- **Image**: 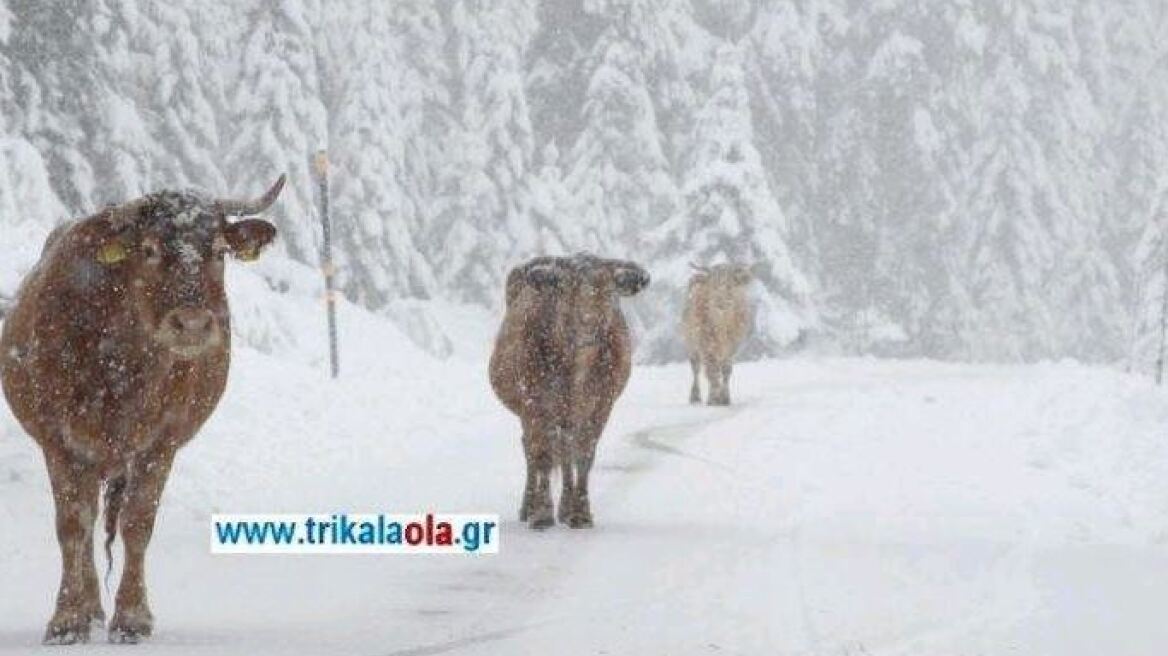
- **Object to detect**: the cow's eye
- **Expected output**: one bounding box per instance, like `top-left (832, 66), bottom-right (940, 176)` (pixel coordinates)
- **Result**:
top-left (141, 238), bottom-right (163, 265)
top-left (96, 240), bottom-right (128, 265)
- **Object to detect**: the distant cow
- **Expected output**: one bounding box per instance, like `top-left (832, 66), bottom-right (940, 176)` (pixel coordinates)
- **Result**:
top-left (489, 254), bottom-right (649, 529)
top-left (0, 176), bottom-right (284, 644)
top-left (682, 263), bottom-right (753, 405)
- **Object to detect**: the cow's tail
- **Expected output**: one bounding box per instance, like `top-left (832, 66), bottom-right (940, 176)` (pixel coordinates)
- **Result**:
top-left (103, 471), bottom-right (128, 589)
top-left (551, 425), bottom-right (568, 469)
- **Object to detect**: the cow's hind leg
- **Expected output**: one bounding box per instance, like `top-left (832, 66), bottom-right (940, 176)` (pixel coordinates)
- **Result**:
top-left (519, 430), bottom-right (535, 522)
top-left (564, 429), bottom-right (600, 529)
top-left (688, 355), bottom-right (702, 404)
top-left (562, 413), bottom-right (610, 529)
top-left (557, 429), bottom-right (577, 525)
top-left (721, 362), bottom-right (734, 405)
top-left (705, 354), bottom-right (729, 406)
top-left (524, 428), bottom-right (555, 530)
top-left (42, 446), bottom-right (102, 645)
top-left (109, 447), bottom-right (175, 643)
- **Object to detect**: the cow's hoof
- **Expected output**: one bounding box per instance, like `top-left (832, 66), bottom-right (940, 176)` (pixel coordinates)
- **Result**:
top-left (43, 615), bottom-right (90, 645)
top-left (707, 397), bottom-right (730, 407)
top-left (519, 488), bottom-right (533, 522)
top-left (556, 496), bottom-right (575, 524)
top-left (566, 514), bottom-right (593, 529)
top-left (108, 624), bottom-right (151, 644)
top-left (109, 608), bottom-right (153, 644)
top-left (562, 496), bottom-right (592, 528)
top-left (527, 502), bottom-right (554, 529)
top-left (689, 393), bottom-right (702, 404)
top-left (43, 626), bottom-right (90, 645)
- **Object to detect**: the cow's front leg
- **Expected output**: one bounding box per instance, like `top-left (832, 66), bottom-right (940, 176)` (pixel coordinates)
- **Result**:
top-left (555, 426), bottom-right (580, 524)
top-left (109, 447), bottom-right (175, 643)
top-left (80, 531), bottom-right (105, 629)
top-left (42, 447), bottom-right (102, 644)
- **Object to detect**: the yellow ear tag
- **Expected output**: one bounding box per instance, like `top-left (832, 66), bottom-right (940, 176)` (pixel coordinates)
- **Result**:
top-left (96, 241), bottom-right (128, 265)
top-left (235, 247), bottom-right (259, 262)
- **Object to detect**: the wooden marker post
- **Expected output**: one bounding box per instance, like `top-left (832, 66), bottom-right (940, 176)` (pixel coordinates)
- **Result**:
top-left (314, 150), bottom-right (340, 379)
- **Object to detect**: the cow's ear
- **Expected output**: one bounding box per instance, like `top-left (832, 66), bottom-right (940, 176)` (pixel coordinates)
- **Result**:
top-left (223, 219), bottom-right (277, 262)
top-left (524, 262), bottom-right (561, 289)
top-left (733, 267), bottom-right (754, 286)
top-left (614, 263), bottom-right (650, 296)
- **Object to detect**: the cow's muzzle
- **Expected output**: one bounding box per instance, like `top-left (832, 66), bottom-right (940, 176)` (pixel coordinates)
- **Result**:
top-left (156, 307), bottom-right (222, 359)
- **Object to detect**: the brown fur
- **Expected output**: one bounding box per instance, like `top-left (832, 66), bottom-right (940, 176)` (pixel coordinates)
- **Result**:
top-left (682, 263), bottom-right (753, 405)
top-left (489, 254), bottom-right (649, 529)
top-left (0, 176), bottom-right (283, 644)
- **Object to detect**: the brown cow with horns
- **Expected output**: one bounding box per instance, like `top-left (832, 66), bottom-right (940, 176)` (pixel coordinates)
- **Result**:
top-left (0, 175), bottom-right (285, 644)
top-left (490, 254), bottom-right (650, 529)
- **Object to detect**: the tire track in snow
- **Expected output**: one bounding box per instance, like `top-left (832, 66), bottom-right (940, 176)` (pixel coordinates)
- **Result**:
top-left (625, 399), bottom-right (826, 653)
top-left (375, 401), bottom-right (758, 656)
top-left (380, 621), bottom-right (552, 656)
top-left (627, 413), bottom-right (741, 472)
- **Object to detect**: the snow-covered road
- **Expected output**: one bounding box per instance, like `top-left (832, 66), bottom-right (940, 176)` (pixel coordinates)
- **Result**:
top-left (3, 342), bottom-right (1168, 655)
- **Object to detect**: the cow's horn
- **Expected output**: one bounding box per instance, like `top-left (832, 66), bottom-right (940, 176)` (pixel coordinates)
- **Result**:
top-left (214, 174), bottom-right (286, 217)
top-left (689, 262), bottom-right (710, 273)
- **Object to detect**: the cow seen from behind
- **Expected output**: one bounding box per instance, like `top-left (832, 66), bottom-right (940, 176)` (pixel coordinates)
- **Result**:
top-left (489, 254), bottom-right (650, 529)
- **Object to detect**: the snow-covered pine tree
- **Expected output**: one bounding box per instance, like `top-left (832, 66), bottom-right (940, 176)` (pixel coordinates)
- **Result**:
top-left (1122, 87), bottom-right (1168, 373)
top-left (647, 43), bottom-right (811, 361)
top-left (1131, 188), bottom-right (1168, 371)
top-left (81, 0), bottom-right (168, 200)
top-left (5, 1), bottom-right (116, 210)
top-left (745, 0), bottom-right (834, 275)
top-left (526, 0), bottom-right (602, 155)
top-left (3, 0), bottom-right (235, 211)
top-left (821, 0), bottom-right (959, 356)
top-left (936, 0), bottom-right (1121, 361)
top-left (0, 0), bottom-right (15, 135)
top-left (1107, 0), bottom-right (1168, 371)
top-left (527, 142), bottom-right (576, 258)
top-left (564, 28), bottom-right (678, 256)
top-left (131, 1), bottom-right (236, 193)
top-left (226, 0), bottom-right (327, 265)
top-left (430, 0), bottom-right (541, 306)
top-left (318, 2), bottom-right (445, 307)
top-left (0, 0), bottom-right (66, 293)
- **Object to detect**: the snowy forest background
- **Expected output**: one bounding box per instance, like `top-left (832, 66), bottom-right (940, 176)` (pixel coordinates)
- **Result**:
top-left (0, 0), bottom-right (1166, 366)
